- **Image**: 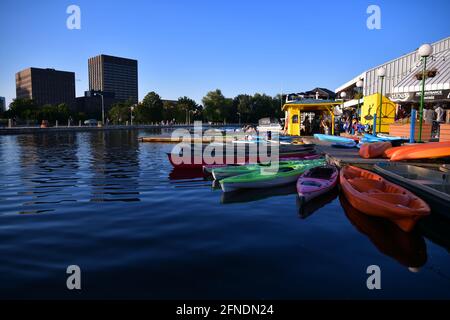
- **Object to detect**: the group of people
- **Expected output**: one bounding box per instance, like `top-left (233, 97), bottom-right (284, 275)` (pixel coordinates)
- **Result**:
top-left (302, 113), bottom-right (331, 136)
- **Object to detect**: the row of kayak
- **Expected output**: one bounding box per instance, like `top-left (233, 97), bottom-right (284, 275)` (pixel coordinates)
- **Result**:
top-left (205, 158), bottom-right (432, 232)
top-left (359, 141), bottom-right (450, 160)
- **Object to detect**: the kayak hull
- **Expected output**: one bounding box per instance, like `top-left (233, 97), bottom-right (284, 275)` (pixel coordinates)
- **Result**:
top-left (297, 165), bottom-right (339, 203)
top-left (359, 142), bottom-right (392, 159)
top-left (340, 166), bottom-right (430, 232)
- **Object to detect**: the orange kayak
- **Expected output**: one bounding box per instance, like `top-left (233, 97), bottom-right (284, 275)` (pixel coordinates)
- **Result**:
top-left (340, 166), bottom-right (430, 232)
top-left (359, 142), bottom-right (392, 159)
top-left (390, 142), bottom-right (450, 161)
top-left (384, 142), bottom-right (450, 159)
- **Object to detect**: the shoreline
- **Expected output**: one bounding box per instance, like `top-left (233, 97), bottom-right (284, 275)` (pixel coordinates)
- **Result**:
top-left (0, 123), bottom-right (242, 136)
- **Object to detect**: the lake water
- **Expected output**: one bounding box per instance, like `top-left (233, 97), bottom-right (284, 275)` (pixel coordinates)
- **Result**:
top-left (0, 130), bottom-right (449, 299)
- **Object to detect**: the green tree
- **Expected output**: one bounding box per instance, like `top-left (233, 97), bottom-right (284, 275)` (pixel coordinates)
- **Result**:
top-left (108, 101), bottom-right (133, 124)
top-left (202, 89), bottom-right (232, 123)
top-left (233, 94), bottom-right (253, 123)
top-left (135, 92), bottom-right (163, 123)
top-left (6, 98), bottom-right (37, 119)
top-left (177, 96), bottom-right (200, 123)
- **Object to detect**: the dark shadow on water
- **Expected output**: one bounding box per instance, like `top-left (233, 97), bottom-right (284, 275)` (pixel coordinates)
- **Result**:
top-left (339, 194), bottom-right (428, 269)
top-left (418, 213), bottom-right (450, 253)
top-left (297, 187), bottom-right (339, 219)
top-left (169, 168), bottom-right (205, 181)
top-left (220, 184), bottom-right (297, 204)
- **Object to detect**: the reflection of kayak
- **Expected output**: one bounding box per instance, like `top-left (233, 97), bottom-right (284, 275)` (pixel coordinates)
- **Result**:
top-left (340, 194), bottom-right (427, 269)
top-left (169, 168), bottom-right (204, 180)
top-left (359, 142), bottom-right (392, 159)
top-left (297, 165), bottom-right (338, 203)
top-left (297, 187), bottom-right (339, 219)
top-left (221, 184), bottom-right (297, 204)
top-left (220, 162), bottom-right (324, 192)
top-left (340, 166), bottom-right (430, 232)
top-left (390, 142), bottom-right (450, 161)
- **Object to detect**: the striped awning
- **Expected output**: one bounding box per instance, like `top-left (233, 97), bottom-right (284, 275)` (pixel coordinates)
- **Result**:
top-left (392, 49), bottom-right (450, 94)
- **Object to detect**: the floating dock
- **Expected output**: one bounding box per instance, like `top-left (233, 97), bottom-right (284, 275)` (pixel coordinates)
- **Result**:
top-left (304, 138), bottom-right (445, 170)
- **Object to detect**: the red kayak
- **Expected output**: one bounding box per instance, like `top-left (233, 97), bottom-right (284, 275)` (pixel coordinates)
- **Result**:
top-left (167, 151), bottom-right (319, 169)
top-left (340, 166), bottom-right (430, 232)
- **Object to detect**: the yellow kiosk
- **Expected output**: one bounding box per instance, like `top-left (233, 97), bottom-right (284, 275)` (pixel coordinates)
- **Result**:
top-left (282, 99), bottom-right (342, 136)
top-left (360, 93), bottom-right (396, 133)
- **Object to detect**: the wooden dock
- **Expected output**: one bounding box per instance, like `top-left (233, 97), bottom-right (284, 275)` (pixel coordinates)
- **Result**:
top-left (305, 138), bottom-right (445, 170)
top-left (139, 136), bottom-right (236, 143)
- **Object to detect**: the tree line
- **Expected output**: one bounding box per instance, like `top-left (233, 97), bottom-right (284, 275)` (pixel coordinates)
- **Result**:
top-left (1, 89), bottom-right (284, 125)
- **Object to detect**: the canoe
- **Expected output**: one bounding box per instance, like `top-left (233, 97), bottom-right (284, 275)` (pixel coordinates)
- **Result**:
top-left (220, 162), bottom-right (324, 193)
top-left (340, 165), bottom-right (430, 232)
top-left (340, 194), bottom-right (427, 269)
top-left (390, 142), bottom-right (450, 161)
top-left (331, 141), bottom-right (357, 148)
top-left (214, 159), bottom-right (325, 181)
top-left (314, 134), bottom-right (354, 144)
top-left (212, 159), bottom-right (324, 181)
top-left (359, 142), bottom-right (392, 159)
top-left (297, 165), bottom-right (338, 203)
top-left (374, 163), bottom-right (450, 217)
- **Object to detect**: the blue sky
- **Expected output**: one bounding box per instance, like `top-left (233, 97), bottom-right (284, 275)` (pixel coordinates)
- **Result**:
top-left (0, 0), bottom-right (449, 106)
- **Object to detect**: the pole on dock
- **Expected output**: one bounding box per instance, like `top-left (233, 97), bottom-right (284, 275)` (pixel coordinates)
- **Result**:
top-left (410, 109), bottom-right (417, 143)
top-left (372, 114), bottom-right (377, 136)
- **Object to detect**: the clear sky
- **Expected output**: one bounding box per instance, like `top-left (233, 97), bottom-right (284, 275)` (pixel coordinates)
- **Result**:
top-left (0, 0), bottom-right (449, 106)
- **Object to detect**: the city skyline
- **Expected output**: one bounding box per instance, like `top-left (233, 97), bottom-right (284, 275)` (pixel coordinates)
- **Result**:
top-left (1, 0), bottom-right (450, 108)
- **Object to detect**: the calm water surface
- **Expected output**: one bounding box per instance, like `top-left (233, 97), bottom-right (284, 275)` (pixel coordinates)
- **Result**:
top-left (0, 130), bottom-right (449, 299)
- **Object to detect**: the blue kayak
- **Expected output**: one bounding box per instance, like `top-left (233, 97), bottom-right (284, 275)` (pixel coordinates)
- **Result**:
top-left (314, 134), bottom-right (355, 144)
top-left (363, 134), bottom-right (403, 142)
top-left (332, 141), bottom-right (357, 148)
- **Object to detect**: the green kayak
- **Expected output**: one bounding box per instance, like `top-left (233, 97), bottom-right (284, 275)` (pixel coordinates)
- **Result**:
top-left (212, 159), bottom-right (325, 181)
top-left (219, 161), bottom-right (326, 192)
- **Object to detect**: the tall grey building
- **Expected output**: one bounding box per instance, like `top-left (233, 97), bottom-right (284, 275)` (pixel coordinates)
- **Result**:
top-left (88, 54), bottom-right (138, 103)
top-left (15, 68), bottom-right (76, 106)
top-left (0, 96), bottom-right (5, 112)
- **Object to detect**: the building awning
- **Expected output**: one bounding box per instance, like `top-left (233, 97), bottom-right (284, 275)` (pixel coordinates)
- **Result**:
top-left (389, 49), bottom-right (450, 102)
top-left (282, 99), bottom-right (342, 112)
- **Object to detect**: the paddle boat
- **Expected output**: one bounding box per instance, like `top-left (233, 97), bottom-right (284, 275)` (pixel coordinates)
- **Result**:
top-left (340, 166), bottom-right (430, 232)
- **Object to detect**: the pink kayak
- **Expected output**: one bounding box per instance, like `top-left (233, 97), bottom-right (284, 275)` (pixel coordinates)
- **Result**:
top-left (296, 165), bottom-right (339, 203)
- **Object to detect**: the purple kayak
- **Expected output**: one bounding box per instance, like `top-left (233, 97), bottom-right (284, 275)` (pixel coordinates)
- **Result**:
top-left (296, 165), bottom-right (339, 204)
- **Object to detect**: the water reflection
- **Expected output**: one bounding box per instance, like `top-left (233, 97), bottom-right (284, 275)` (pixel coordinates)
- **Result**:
top-left (297, 188), bottom-right (339, 219)
top-left (89, 131), bottom-right (141, 202)
top-left (221, 184), bottom-right (297, 204)
top-left (340, 194), bottom-right (427, 269)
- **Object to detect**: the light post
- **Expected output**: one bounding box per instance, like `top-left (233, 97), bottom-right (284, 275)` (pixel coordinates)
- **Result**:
top-left (340, 92), bottom-right (347, 135)
top-left (418, 43), bottom-right (433, 142)
top-left (356, 79), bottom-right (364, 119)
top-left (130, 105), bottom-right (135, 126)
top-left (377, 67), bottom-right (386, 133)
top-left (237, 112), bottom-right (241, 125)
